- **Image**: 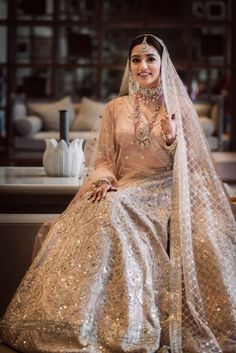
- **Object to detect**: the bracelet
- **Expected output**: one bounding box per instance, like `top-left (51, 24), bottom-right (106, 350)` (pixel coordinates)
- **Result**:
top-left (164, 137), bottom-right (178, 153)
top-left (92, 179), bottom-right (111, 188)
top-left (165, 136), bottom-right (176, 146)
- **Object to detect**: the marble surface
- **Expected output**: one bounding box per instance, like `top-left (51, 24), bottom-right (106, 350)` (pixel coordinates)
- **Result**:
top-left (0, 166), bottom-right (89, 194)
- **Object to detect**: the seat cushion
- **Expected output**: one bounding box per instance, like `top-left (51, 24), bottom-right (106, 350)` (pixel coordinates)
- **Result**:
top-left (14, 116), bottom-right (42, 137)
top-left (28, 96), bottom-right (75, 131)
top-left (70, 97), bottom-right (105, 131)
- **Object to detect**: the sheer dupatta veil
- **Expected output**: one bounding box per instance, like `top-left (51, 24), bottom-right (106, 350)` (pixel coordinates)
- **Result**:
top-left (119, 35), bottom-right (236, 353)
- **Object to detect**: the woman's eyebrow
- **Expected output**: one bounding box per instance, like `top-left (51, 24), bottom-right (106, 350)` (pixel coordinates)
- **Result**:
top-left (131, 53), bottom-right (158, 59)
top-left (146, 53), bottom-right (158, 57)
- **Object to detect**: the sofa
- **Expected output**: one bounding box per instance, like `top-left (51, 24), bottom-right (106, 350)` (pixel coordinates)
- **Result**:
top-left (194, 96), bottom-right (225, 151)
top-left (13, 96), bottom-right (105, 164)
top-left (12, 95), bottom-right (225, 165)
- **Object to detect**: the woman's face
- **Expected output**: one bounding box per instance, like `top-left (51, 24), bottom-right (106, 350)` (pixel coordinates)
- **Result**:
top-left (130, 44), bottom-right (161, 89)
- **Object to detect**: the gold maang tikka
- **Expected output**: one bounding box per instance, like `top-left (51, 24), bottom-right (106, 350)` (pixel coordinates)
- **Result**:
top-left (138, 36), bottom-right (151, 55)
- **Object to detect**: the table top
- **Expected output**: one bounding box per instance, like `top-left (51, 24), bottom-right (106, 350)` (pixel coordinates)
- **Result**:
top-left (0, 166), bottom-right (89, 194)
top-left (0, 159), bottom-right (235, 196)
top-left (212, 151), bottom-right (236, 162)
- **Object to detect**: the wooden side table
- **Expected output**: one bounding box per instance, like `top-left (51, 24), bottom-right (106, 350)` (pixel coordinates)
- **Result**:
top-left (0, 166), bottom-right (88, 213)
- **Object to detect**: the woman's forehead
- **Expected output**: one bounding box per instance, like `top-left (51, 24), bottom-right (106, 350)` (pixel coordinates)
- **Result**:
top-left (131, 44), bottom-right (160, 57)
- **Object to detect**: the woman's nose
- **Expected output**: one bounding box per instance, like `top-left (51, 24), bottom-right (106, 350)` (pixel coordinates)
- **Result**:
top-left (140, 60), bottom-right (148, 69)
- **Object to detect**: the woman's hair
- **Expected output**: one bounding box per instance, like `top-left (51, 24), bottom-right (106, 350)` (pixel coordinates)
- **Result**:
top-left (128, 34), bottom-right (163, 60)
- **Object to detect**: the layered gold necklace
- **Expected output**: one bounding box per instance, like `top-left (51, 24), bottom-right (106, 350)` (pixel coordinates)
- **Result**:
top-left (134, 86), bottom-right (163, 149)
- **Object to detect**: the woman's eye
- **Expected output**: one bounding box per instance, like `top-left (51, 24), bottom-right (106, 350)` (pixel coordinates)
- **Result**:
top-left (132, 58), bottom-right (140, 64)
top-left (147, 57), bottom-right (156, 62)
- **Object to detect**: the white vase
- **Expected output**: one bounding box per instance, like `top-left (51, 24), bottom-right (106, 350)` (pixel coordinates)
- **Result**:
top-left (43, 138), bottom-right (85, 177)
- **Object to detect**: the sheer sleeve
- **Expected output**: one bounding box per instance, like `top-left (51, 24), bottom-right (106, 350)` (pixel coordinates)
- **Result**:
top-left (92, 100), bottom-right (117, 185)
top-left (72, 101), bottom-right (118, 199)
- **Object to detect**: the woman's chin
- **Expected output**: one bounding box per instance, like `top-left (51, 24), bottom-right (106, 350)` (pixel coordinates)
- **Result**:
top-left (139, 83), bottom-right (157, 89)
top-left (138, 78), bottom-right (158, 89)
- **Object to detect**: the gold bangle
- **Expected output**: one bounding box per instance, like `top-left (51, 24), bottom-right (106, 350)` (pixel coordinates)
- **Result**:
top-left (165, 137), bottom-right (176, 146)
top-left (164, 137), bottom-right (178, 152)
top-left (92, 179), bottom-right (111, 188)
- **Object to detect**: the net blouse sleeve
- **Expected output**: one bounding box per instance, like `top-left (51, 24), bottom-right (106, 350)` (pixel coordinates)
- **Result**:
top-left (92, 100), bottom-right (117, 185)
top-left (74, 101), bottom-right (118, 198)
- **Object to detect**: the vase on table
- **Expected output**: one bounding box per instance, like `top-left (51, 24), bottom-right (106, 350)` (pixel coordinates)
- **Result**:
top-left (43, 110), bottom-right (85, 177)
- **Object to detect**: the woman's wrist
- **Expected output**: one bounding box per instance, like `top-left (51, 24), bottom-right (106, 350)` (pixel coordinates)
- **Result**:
top-left (165, 135), bottom-right (176, 146)
top-left (161, 130), bottom-right (176, 145)
top-left (92, 178), bottom-right (111, 188)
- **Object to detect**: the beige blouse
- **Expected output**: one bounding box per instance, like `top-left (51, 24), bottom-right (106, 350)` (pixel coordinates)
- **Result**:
top-left (96, 95), bottom-right (175, 181)
top-left (78, 95), bottom-right (177, 196)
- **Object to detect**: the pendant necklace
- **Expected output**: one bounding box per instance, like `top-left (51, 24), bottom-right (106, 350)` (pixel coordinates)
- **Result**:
top-left (134, 86), bottom-right (163, 150)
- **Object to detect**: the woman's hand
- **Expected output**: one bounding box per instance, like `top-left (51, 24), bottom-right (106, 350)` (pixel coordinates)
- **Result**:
top-left (88, 183), bottom-right (117, 202)
top-left (161, 113), bottom-right (177, 145)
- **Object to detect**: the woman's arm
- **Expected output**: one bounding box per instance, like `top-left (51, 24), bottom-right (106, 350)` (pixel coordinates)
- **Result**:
top-left (160, 112), bottom-right (177, 156)
top-left (70, 100), bottom-right (118, 203)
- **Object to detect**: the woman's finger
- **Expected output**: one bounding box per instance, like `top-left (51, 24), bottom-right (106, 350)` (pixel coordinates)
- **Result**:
top-left (90, 191), bottom-right (97, 202)
top-left (102, 185), bottom-right (109, 199)
top-left (91, 188), bottom-right (100, 202)
top-left (88, 184), bottom-right (117, 202)
top-left (88, 190), bottom-right (95, 200)
top-left (97, 186), bottom-right (105, 201)
top-left (96, 185), bottom-right (109, 202)
top-left (96, 188), bottom-right (104, 202)
top-left (92, 189), bottom-right (101, 202)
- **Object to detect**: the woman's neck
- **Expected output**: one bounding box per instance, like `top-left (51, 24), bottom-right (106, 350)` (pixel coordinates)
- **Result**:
top-left (137, 86), bottom-right (163, 104)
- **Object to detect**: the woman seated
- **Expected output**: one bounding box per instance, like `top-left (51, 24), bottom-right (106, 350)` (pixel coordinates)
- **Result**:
top-left (0, 34), bottom-right (235, 353)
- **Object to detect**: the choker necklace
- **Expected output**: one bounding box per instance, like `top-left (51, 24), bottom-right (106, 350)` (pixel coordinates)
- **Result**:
top-left (137, 86), bottom-right (163, 104)
top-left (134, 92), bottom-right (163, 149)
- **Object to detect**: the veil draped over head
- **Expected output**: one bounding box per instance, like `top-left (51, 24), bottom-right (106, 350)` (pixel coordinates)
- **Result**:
top-left (119, 35), bottom-right (236, 353)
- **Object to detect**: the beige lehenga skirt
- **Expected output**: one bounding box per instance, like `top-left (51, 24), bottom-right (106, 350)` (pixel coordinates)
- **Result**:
top-left (0, 171), bottom-right (173, 353)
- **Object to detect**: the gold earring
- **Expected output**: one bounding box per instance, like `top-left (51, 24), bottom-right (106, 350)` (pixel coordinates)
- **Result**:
top-left (129, 72), bottom-right (139, 94)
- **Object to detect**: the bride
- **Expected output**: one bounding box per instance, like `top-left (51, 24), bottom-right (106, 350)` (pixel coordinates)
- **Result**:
top-left (0, 34), bottom-right (235, 353)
